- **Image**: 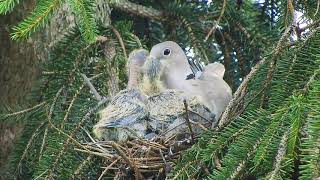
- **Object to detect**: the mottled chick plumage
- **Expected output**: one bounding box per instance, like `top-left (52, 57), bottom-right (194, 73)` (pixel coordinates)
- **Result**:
top-left (93, 89), bottom-right (148, 141)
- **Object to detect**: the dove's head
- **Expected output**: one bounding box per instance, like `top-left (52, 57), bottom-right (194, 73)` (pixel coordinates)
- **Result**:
top-left (141, 41), bottom-right (187, 95)
top-left (149, 41), bottom-right (189, 69)
top-left (145, 41), bottom-right (192, 89)
top-left (128, 49), bottom-right (149, 66)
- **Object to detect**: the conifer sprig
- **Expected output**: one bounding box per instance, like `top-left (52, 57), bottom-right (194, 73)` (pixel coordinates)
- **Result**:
top-left (11, 0), bottom-right (62, 40)
top-left (67, 0), bottom-right (97, 43)
top-left (0, 0), bottom-right (19, 14)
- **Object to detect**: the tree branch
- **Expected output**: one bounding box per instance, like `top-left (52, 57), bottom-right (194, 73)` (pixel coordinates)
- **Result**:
top-left (108, 0), bottom-right (164, 21)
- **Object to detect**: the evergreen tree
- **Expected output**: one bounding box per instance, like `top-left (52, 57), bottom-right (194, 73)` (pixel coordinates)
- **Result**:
top-left (0, 0), bottom-right (319, 179)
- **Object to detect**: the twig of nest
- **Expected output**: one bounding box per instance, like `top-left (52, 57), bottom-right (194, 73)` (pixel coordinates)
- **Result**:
top-left (78, 129), bottom-right (202, 179)
top-left (79, 74), bottom-right (215, 179)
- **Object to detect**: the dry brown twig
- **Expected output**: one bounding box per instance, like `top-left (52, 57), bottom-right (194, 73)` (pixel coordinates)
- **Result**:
top-left (204, 0), bottom-right (227, 41)
top-left (110, 141), bottom-right (144, 179)
top-left (98, 157), bottom-right (121, 180)
top-left (183, 99), bottom-right (195, 143)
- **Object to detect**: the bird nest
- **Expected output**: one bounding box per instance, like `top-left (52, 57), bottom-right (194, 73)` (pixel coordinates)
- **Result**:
top-left (80, 89), bottom-right (214, 179)
top-left (81, 127), bottom-right (206, 179)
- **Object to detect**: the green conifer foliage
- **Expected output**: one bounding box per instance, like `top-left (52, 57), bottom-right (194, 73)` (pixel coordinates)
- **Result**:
top-left (1, 0), bottom-right (319, 179)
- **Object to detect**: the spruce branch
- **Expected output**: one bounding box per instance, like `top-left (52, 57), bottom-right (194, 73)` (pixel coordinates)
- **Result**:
top-left (179, 16), bottom-right (209, 63)
top-left (81, 73), bottom-right (101, 101)
top-left (0, 0), bottom-right (19, 14)
top-left (228, 138), bottom-right (261, 179)
top-left (1, 102), bottom-right (46, 120)
top-left (45, 97), bottom-right (109, 178)
top-left (11, 0), bottom-right (62, 40)
top-left (260, 26), bottom-right (292, 108)
top-left (38, 126), bottom-right (48, 162)
top-left (218, 25), bottom-right (293, 128)
top-left (300, 19), bottom-right (320, 32)
top-left (234, 21), bottom-right (251, 40)
top-left (220, 31), bottom-right (234, 90)
top-left (14, 121), bottom-right (48, 176)
top-left (314, 0), bottom-right (320, 17)
top-left (267, 130), bottom-right (289, 180)
top-left (14, 87), bottom-right (63, 176)
top-left (60, 83), bottom-right (85, 129)
top-left (110, 26), bottom-right (127, 59)
top-left (172, 160), bottom-right (198, 180)
top-left (252, 109), bottom-right (287, 172)
top-left (303, 69), bottom-right (320, 92)
top-left (224, 32), bottom-right (248, 77)
top-left (67, 0), bottom-right (97, 43)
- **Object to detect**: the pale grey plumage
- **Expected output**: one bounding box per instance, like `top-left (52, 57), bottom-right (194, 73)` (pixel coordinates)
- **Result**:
top-left (147, 41), bottom-right (232, 120)
top-left (147, 41), bottom-right (193, 90)
top-left (140, 42), bottom-right (215, 139)
top-left (198, 62), bottom-right (226, 80)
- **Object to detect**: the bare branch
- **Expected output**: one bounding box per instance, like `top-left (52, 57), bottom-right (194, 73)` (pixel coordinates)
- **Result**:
top-left (109, 0), bottom-right (164, 21)
top-left (183, 99), bottom-right (195, 144)
top-left (81, 73), bottom-right (102, 101)
top-left (205, 0), bottom-right (227, 41)
top-left (218, 26), bottom-right (293, 128)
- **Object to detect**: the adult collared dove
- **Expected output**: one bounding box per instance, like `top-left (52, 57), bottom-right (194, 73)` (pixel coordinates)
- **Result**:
top-left (127, 49), bottom-right (149, 89)
top-left (146, 41), bottom-right (232, 120)
top-left (141, 56), bottom-right (213, 139)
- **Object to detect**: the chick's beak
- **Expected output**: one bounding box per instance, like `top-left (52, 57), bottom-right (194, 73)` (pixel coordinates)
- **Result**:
top-left (144, 56), bottom-right (162, 80)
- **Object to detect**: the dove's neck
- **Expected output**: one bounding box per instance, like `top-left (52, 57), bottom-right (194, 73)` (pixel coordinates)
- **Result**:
top-left (164, 62), bottom-right (192, 90)
top-left (128, 62), bottom-right (141, 89)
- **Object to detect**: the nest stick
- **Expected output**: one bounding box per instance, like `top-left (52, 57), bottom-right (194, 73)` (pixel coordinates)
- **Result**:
top-left (183, 99), bottom-right (195, 144)
top-left (189, 120), bottom-right (209, 131)
top-left (98, 157), bottom-right (121, 180)
top-left (137, 139), bottom-right (167, 150)
top-left (82, 128), bottom-right (109, 153)
top-left (188, 109), bottom-right (211, 123)
top-left (74, 148), bottom-right (114, 159)
top-left (81, 73), bottom-right (102, 101)
top-left (159, 149), bottom-right (167, 164)
top-left (110, 141), bottom-right (143, 179)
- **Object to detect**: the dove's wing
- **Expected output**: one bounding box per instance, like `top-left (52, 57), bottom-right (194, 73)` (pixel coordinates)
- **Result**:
top-left (199, 62), bottom-right (226, 80)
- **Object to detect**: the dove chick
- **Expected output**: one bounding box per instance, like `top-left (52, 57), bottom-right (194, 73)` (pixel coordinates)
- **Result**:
top-left (140, 55), bottom-right (166, 96)
top-left (93, 89), bottom-right (149, 141)
top-left (127, 49), bottom-right (149, 89)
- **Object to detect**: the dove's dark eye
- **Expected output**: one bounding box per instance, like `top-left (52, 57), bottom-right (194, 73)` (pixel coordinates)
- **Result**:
top-left (163, 48), bottom-right (171, 56)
